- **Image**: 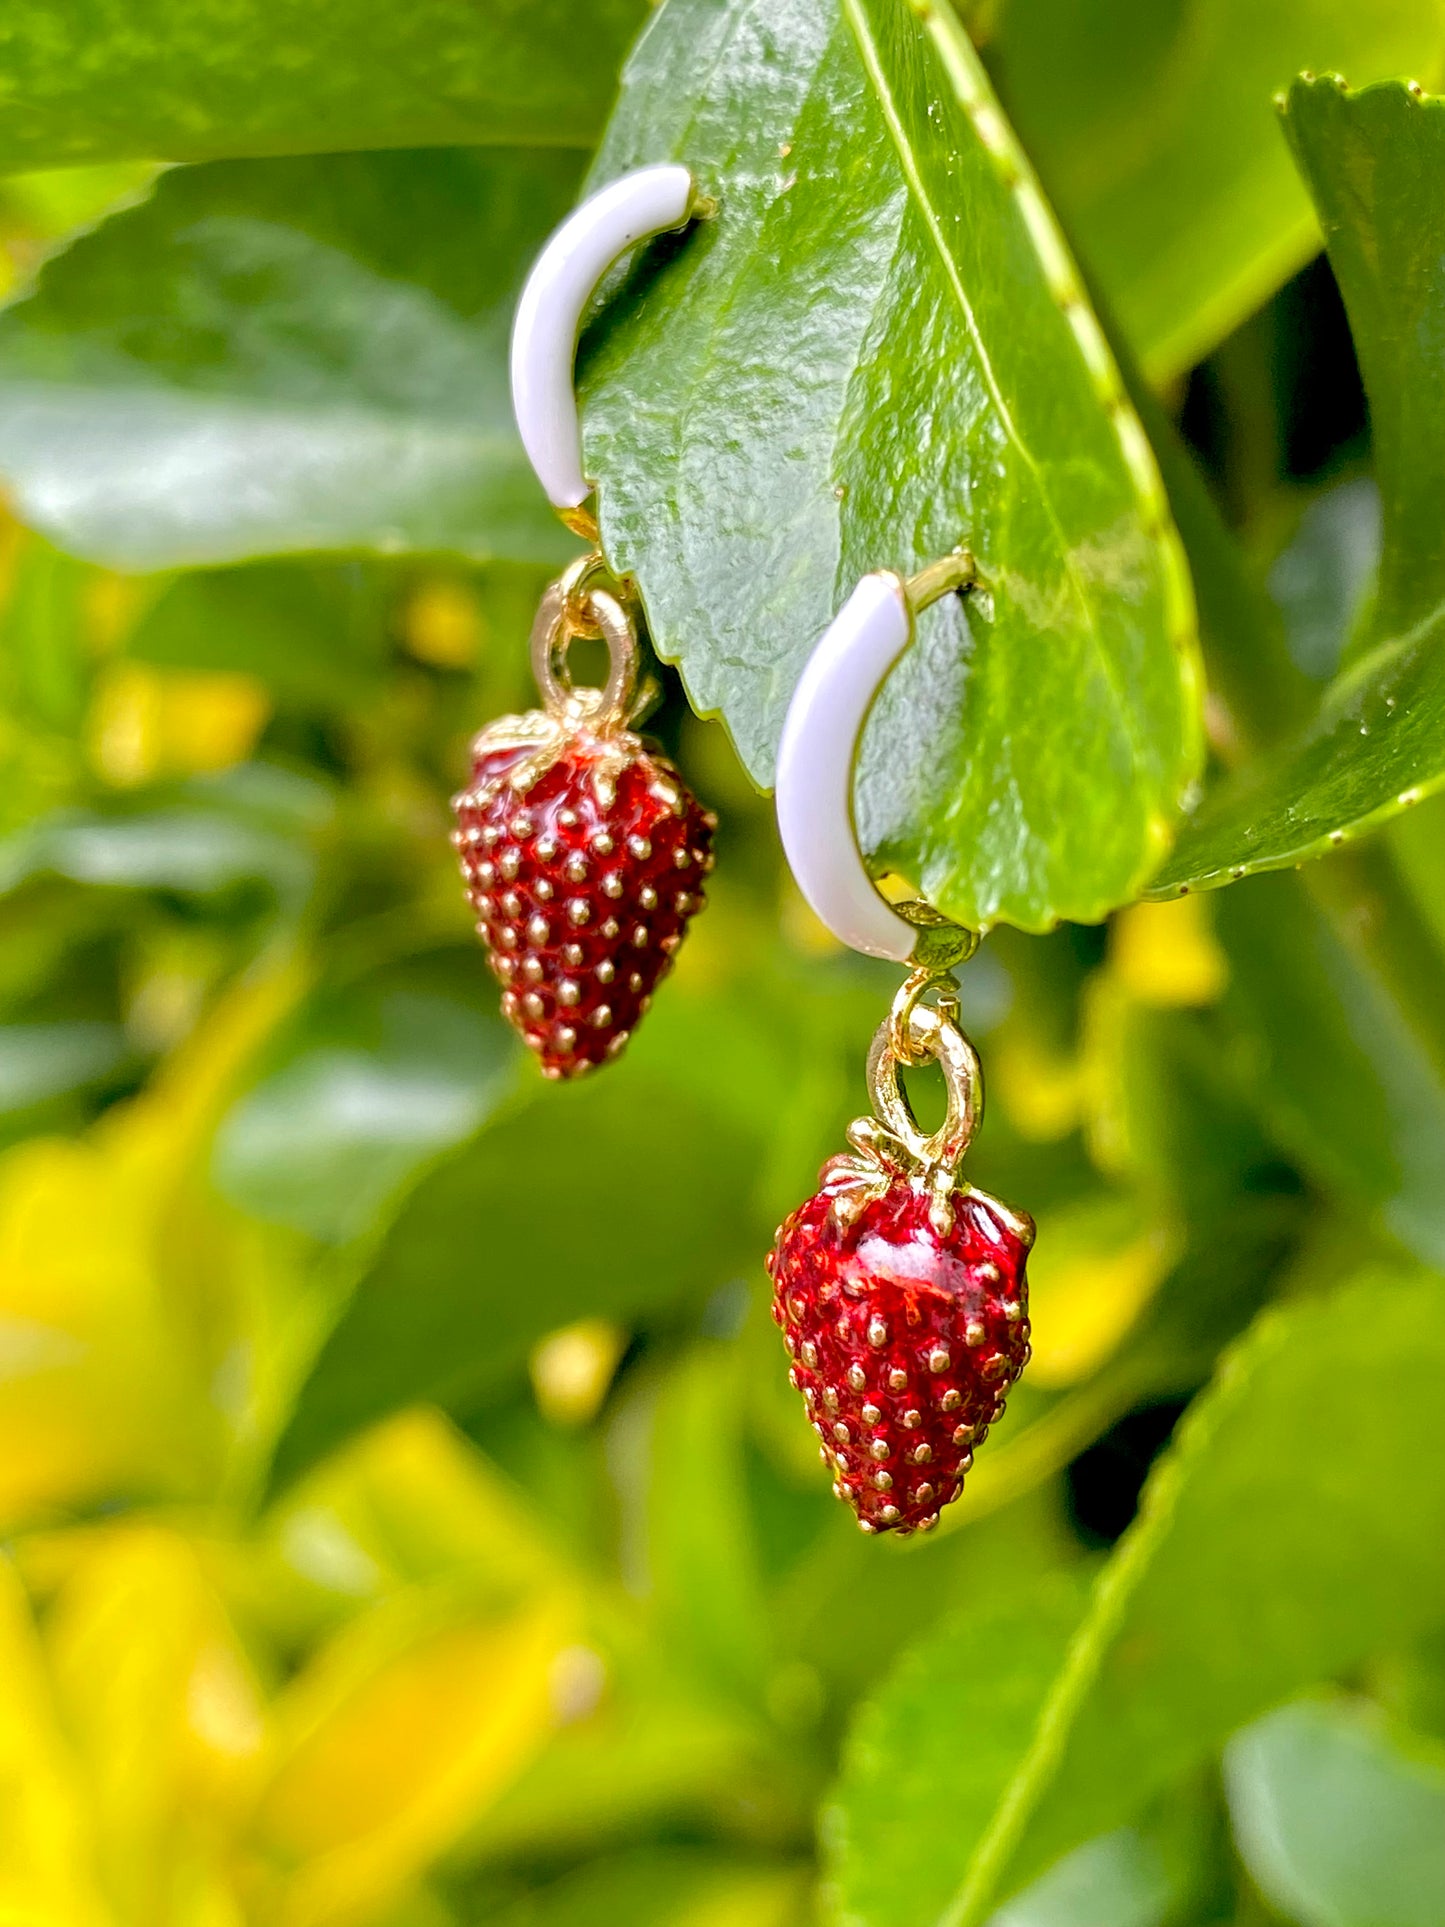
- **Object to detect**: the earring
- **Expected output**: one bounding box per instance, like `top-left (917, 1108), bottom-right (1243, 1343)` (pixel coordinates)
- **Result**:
top-left (452, 169), bottom-right (717, 1079)
top-left (768, 557), bottom-right (1034, 1535)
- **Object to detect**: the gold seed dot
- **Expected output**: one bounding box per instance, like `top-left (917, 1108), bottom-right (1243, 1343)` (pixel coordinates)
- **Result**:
top-left (847, 1365), bottom-right (867, 1392)
top-left (870, 1439), bottom-right (889, 1462)
top-left (590, 1005), bottom-right (612, 1029)
top-left (861, 1402), bottom-right (881, 1424)
top-left (567, 899), bottom-right (591, 926)
top-left (928, 1346), bottom-right (950, 1373)
top-left (873, 1470), bottom-right (893, 1492)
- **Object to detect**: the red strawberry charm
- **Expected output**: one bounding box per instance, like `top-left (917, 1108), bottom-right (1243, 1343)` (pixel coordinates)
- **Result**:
top-left (768, 981), bottom-right (1033, 1534)
top-left (453, 562), bottom-right (714, 1078)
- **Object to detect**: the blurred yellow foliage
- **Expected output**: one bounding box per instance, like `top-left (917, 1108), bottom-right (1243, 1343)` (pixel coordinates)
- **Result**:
top-left (403, 579), bottom-right (483, 669)
top-left (89, 663), bottom-right (272, 787)
top-left (990, 1028), bottom-right (1084, 1142)
top-left (1111, 895), bottom-right (1228, 1007)
top-left (530, 1319), bottom-right (628, 1427)
top-left (1025, 1194), bottom-right (1179, 1388)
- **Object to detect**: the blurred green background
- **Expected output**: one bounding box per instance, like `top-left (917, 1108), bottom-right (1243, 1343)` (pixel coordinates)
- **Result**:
top-left (1, 4), bottom-right (1445, 1926)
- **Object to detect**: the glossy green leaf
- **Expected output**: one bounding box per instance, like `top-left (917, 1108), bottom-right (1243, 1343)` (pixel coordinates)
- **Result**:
top-left (580, 0), bottom-right (1201, 932)
top-left (213, 986), bottom-right (518, 1244)
top-left (0, 0), bottom-right (647, 173)
top-left (1225, 1698), bottom-right (1445, 1927)
top-left (1149, 608), bottom-right (1445, 895)
top-left (827, 1268), bottom-right (1445, 1925)
top-left (268, 1066), bottom-right (763, 1493)
top-left (825, 1571), bottom-right (1092, 1927)
top-left (989, 2), bottom-right (1445, 382)
top-left (0, 149), bottom-right (581, 570)
top-left (1151, 81), bottom-right (1445, 897)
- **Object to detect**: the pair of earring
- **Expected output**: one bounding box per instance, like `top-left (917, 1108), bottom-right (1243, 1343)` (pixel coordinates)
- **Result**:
top-left (452, 168), bottom-right (1033, 1537)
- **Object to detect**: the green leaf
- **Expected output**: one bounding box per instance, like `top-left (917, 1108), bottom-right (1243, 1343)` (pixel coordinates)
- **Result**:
top-left (0, 1021), bottom-right (128, 1113)
top-left (1285, 80), bottom-right (1445, 643)
top-left (645, 1341), bottom-right (770, 1704)
top-left (0, 801), bottom-right (311, 904)
top-left (1216, 869), bottom-right (1445, 1296)
top-left (984, 1826), bottom-right (1199, 1927)
top-left (267, 1066), bottom-right (764, 1493)
top-left (989, 2), bottom-right (1445, 382)
top-left (580, 0), bottom-right (1201, 933)
top-left (212, 986), bottom-right (518, 1244)
top-left (825, 1571), bottom-right (1092, 1927)
top-left (1225, 1698), bottom-right (1445, 1927)
top-left (0, 149), bottom-right (581, 570)
top-left (1151, 81), bottom-right (1445, 897)
top-left (129, 561), bottom-right (390, 706)
top-left (0, 0), bottom-right (647, 172)
top-left (1149, 607), bottom-right (1445, 896)
top-left (826, 1267), bottom-right (1445, 1925)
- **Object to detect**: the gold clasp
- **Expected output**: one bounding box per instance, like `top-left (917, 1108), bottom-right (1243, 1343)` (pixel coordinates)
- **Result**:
top-left (528, 552), bottom-right (651, 735)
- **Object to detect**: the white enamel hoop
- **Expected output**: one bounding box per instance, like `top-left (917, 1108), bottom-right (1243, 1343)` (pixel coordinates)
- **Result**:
top-left (775, 573), bottom-right (920, 962)
top-left (510, 163), bottom-right (697, 512)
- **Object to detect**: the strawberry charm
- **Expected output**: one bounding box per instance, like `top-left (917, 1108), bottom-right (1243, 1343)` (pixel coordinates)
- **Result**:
top-left (453, 559), bottom-right (714, 1078)
top-left (769, 972), bottom-right (1033, 1534)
